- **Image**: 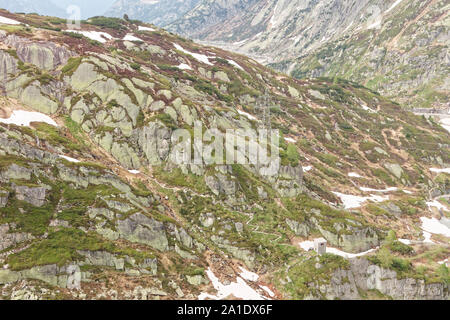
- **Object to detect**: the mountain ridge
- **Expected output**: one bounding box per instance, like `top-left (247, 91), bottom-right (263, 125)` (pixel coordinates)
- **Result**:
top-left (167, 0), bottom-right (449, 109)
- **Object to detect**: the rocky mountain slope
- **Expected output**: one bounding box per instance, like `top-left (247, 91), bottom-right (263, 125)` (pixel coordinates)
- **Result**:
top-left (168, 0), bottom-right (449, 109)
top-left (105, 0), bottom-right (201, 27)
top-left (0, 10), bottom-right (448, 300)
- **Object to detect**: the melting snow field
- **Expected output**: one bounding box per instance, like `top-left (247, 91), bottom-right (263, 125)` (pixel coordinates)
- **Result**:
top-left (0, 110), bottom-right (57, 127)
top-left (259, 285), bottom-right (275, 297)
top-left (333, 192), bottom-right (388, 209)
top-left (227, 59), bottom-right (244, 71)
top-left (239, 267), bottom-right (259, 282)
top-left (59, 155), bottom-right (80, 163)
top-left (426, 200), bottom-right (449, 212)
top-left (398, 239), bottom-right (412, 245)
top-left (299, 240), bottom-right (377, 259)
top-left (198, 268), bottom-right (267, 300)
top-left (386, 0), bottom-right (405, 14)
top-left (0, 15), bottom-right (20, 25)
top-left (439, 118), bottom-right (450, 134)
top-left (237, 110), bottom-right (257, 121)
top-left (284, 137), bottom-right (296, 143)
top-left (138, 26), bottom-right (155, 32)
top-left (123, 34), bottom-right (143, 42)
top-left (303, 166), bottom-right (312, 173)
top-left (348, 172), bottom-right (362, 178)
top-left (430, 168), bottom-right (450, 174)
top-left (177, 63), bottom-right (192, 70)
top-left (399, 216), bottom-right (450, 245)
top-left (420, 217), bottom-right (450, 238)
top-left (173, 43), bottom-right (213, 66)
top-left (67, 30), bottom-right (113, 43)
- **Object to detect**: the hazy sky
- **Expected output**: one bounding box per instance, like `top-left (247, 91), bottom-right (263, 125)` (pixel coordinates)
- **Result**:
top-left (50, 0), bottom-right (117, 18)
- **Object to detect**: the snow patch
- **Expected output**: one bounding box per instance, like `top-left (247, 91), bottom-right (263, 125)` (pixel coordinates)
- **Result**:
top-left (198, 268), bottom-right (267, 300)
top-left (67, 30), bottom-right (113, 43)
top-left (426, 200), bottom-right (449, 212)
top-left (173, 43), bottom-right (213, 66)
top-left (0, 110), bottom-right (57, 127)
top-left (430, 168), bottom-right (450, 174)
top-left (237, 110), bottom-right (257, 121)
top-left (128, 170), bottom-right (140, 175)
top-left (348, 172), bottom-right (362, 178)
top-left (402, 190), bottom-right (413, 194)
top-left (333, 192), bottom-right (388, 209)
top-left (59, 155), bottom-right (80, 163)
top-left (238, 267), bottom-right (259, 282)
top-left (438, 258), bottom-right (448, 266)
top-left (361, 104), bottom-right (376, 113)
top-left (138, 26), bottom-right (155, 32)
top-left (420, 217), bottom-right (450, 238)
top-left (284, 137), bottom-right (296, 143)
top-left (177, 63), bottom-right (192, 70)
top-left (0, 15), bottom-right (20, 25)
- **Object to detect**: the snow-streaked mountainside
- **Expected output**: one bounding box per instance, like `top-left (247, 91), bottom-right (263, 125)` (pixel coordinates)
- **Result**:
top-left (0, 10), bottom-right (448, 300)
top-left (105, 0), bottom-right (201, 27)
top-left (0, 0), bottom-right (66, 17)
top-left (168, 0), bottom-right (449, 109)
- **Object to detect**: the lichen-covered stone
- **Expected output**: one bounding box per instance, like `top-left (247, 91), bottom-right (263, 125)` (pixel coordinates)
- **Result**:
top-left (117, 213), bottom-right (169, 251)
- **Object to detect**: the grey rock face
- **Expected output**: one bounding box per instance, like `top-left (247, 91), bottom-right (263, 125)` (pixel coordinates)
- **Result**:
top-left (78, 250), bottom-right (125, 271)
top-left (205, 174), bottom-right (235, 196)
top-left (3, 34), bottom-right (72, 70)
top-left (175, 227), bottom-right (193, 249)
top-left (312, 258), bottom-right (448, 300)
top-left (117, 213), bottom-right (169, 251)
top-left (13, 184), bottom-right (48, 207)
top-left (66, 265), bottom-right (81, 290)
top-left (0, 50), bottom-right (17, 84)
top-left (138, 122), bottom-right (171, 165)
top-left (379, 202), bottom-right (402, 218)
top-left (350, 259), bottom-right (448, 300)
top-left (0, 223), bottom-right (33, 251)
top-left (1, 164), bottom-right (32, 181)
top-left (0, 264), bottom-right (85, 289)
top-left (286, 218), bottom-right (309, 237)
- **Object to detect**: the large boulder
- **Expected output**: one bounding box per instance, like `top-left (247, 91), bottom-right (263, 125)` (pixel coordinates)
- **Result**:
top-left (117, 213), bottom-right (169, 251)
top-left (1, 164), bottom-right (32, 180)
top-left (13, 184), bottom-right (49, 207)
